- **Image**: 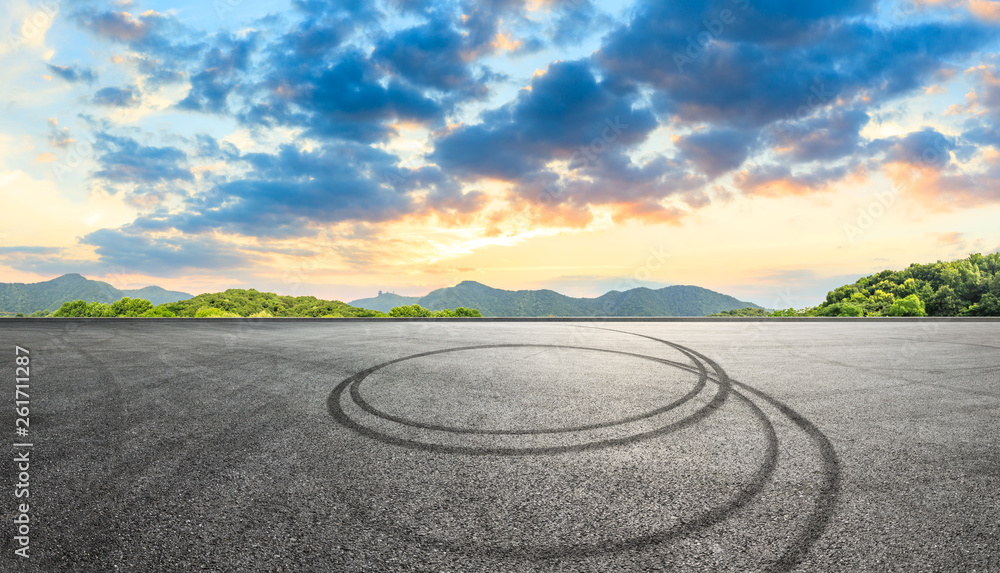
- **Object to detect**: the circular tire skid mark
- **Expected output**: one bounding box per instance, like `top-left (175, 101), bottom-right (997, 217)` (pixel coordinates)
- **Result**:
top-left (327, 331), bottom-right (840, 571)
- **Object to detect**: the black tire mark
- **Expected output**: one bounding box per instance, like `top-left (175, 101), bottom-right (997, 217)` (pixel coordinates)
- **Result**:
top-left (577, 325), bottom-right (841, 573)
top-left (349, 344), bottom-right (705, 435)
top-left (329, 343), bottom-right (727, 456)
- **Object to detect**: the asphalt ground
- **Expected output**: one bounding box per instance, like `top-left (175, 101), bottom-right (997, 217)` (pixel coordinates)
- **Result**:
top-left (0, 319), bottom-right (997, 572)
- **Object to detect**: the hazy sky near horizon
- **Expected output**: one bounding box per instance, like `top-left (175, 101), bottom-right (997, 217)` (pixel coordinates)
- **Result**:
top-left (2, 0), bottom-right (1000, 306)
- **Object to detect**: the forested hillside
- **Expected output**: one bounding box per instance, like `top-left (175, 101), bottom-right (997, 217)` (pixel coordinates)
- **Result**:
top-left (788, 253), bottom-right (1000, 317)
top-left (0, 273), bottom-right (191, 314)
top-left (375, 281), bottom-right (761, 317)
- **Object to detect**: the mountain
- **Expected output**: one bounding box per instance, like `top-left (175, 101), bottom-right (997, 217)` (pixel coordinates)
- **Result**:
top-left (0, 274), bottom-right (192, 314)
top-left (347, 292), bottom-right (422, 313)
top-left (120, 285), bottom-right (196, 306)
top-left (353, 281), bottom-right (762, 317)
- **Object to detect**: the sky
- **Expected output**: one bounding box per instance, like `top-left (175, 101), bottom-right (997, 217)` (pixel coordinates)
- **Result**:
top-left (2, 0), bottom-right (1000, 307)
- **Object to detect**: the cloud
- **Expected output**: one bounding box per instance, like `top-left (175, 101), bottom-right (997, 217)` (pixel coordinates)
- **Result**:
top-left (676, 128), bottom-right (758, 178)
top-left (374, 17), bottom-right (488, 95)
top-left (80, 228), bottom-right (255, 274)
top-left (243, 50), bottom-right (444, 143)
top-left (92, 132), bottom-right (193, 184)
top-left (432, 59), bottom-right (657, 180)
top-left (770, 107), bottom-right (870, 163)
top-left (47, 118), bottom-right (74, 148)
top-left (176, 34), bottom-right (257, 113)
top-left (734, 163), bottom-right (852, 197)
top-left (46, 64), bottom-right (97, 84)
top-left (0, 246), bottom-right (63, 255)
top-left (74, 8), bottom-right (203, 61)
top-left (113, 140), bottom-right (480, 239)
top-left (596, 0), bottom-right (996, 128)
top-left (92, 85), bottom-right (140, 107)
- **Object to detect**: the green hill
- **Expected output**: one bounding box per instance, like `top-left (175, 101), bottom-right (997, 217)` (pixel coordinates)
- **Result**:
top-left (347, 292), bottom-right (422, 313)
top-left (806, 252), bottom-right (1000, 317)
top-left (0, 274), bottom-right (192, 314)
top-left (392, 281), bottom-right (761, 317)
top-left (119, 285), bottom-right (194, 306)
top-left (156, 289), bottom-right (385, 317)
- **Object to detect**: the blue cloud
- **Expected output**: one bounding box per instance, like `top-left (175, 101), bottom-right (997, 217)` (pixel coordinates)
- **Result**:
top-left (244, 50), bottom-right (444, 143)
top-left (74, 8), bottom-right (204, 61)
top-left (46, 64), bottom-right (97, 84)
top-left (676, 128), bottom-right (759, 178)
top-left (93, 133), bottom-right (193, 184)
top-left (92, 86), bottom-right (140, 107)
top-left (0, 246), bottom-right (63, 255)
top-left (177, 35), bottom-right (258, 113)
top-left (433, 60), bottom-right (657, 180)
top-left (80, 228), bottom-right (253, 273)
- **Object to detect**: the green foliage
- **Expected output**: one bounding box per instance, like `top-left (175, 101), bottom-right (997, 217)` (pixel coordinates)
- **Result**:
top-left (110, 297), bottom-right (154, 317)
top-left (53, 300), bottom-right (91, 317)
top-left (815, 253), bottom-right (1000, 317)
top-left (768, 308), bottom-right (800, 317)
top-left (967, 293), bottom-right (1000, 316)
top-left (388, 304), bottom-right (483, 317)
top-left (157, 288), bottom-right (389, 318)
top-left (389, 304), bottom-right (434, 317)
top-left (707, 307), bottom-right (770, 317)
top-left (54, 297), bottom-right (159, 317)
top-left (0, 273), bottom-right (191, 314)
top-left (194, 306), bottom-right (241, 318)
top-left (141, 307), bottom-right (177, 317)
top-left (887, 294), bottom-right (927, 317)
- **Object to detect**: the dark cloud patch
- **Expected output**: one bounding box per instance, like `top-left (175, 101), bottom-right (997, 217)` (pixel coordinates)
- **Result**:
top-left (962, 122), bottom-right (1000, 148)
top-left (596, 0), bottom-right (996, 129)
top-left (374, 17), bottom-right (486, 95)
top-left (92, 85), bottom-right (140, 107)
top-left (122, 141), bottom-right (478, 238)
top-left (869, 128), bottom-right (956, 168)
top-left (433, 60), bottom-right (657, 180)
top-left (93, 133), bottom-right (193, 184)
top-left (131, 56), bottom-right (185, 87)
top-left (676, 128), bottom-right (758, 178)
top-left (771, 107), bottom-right (869, 163)
top-left (74, 8), bottom-right (204, 61)
top-left (735, 163), bottom-right (851, 196)
top-left (547, 0), bottom-right (611, 47)
top-left (46, 63), bottom-right (97, 84)
top-left (245, 50), bottom-right (443, 143)
top-left (81, 228), bottom-right (253, 273)
top-left (177, 34), bottom-right (258, 113)
top-left (195, 134), bottom-right (241, 161)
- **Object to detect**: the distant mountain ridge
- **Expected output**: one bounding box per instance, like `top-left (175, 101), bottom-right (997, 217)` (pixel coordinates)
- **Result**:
top-left (0, 274), bottom-right (192, 313)
top-left (350, 281), bottom-right (761, 317)
top-left (348, 292), bottom-right (422, 313)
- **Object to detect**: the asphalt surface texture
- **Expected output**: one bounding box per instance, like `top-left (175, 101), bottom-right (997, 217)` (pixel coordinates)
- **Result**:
top-left (0, 319), bottom-right (998, 572)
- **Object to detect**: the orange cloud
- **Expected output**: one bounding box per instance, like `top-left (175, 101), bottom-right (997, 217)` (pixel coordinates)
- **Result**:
top-left (969, 0), bottom-right (1000, 20)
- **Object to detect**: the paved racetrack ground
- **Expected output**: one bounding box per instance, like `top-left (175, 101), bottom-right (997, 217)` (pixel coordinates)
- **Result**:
top-left (1, 319), bottom-right (998, 572)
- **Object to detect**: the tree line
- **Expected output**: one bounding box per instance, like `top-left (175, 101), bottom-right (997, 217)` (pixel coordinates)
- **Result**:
top-left (47, 289), bottom-right (483, 318)
top-left (720, 253), bottom-right (1000, 317)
